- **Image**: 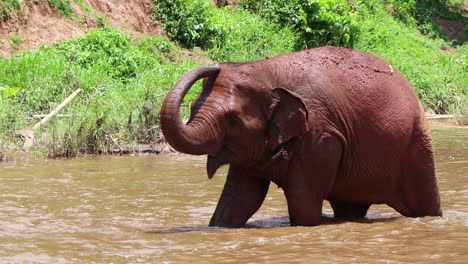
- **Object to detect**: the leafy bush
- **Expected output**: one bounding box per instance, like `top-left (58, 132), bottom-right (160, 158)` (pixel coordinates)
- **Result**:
top-left (47, 0), bottom-right (74, 17)
top-left (240, 0), bottom-right (359, 49)
top-left (55, 29), bottom-right (159, 81)
top-left (154, 0), bottom-right (226, 48)
top-left (0, 0), bottom-right (20, 21)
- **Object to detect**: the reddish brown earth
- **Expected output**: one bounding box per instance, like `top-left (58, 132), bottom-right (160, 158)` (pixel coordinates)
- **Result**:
top-left (0, 0), bottom-right (161, 57)
top-left (1, 0), bottom-right (466, 58)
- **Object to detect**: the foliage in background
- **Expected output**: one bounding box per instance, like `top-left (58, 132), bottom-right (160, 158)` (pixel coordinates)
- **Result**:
top-left (379, 0), bottom-right (467, 41)
top-left (153, 0), bottom-right (222, 48)
top-left (47, 0), bottom-right (74, 17)
top-left (153, 0), bottom-right (295, 62)
top-left (0, 0), bottom-right (20, 21)
top-left (154, 0), bottom-right (358, 53)
top-left (239, 0), bottom-right (359, 49)
top-left (354, 1), bottom-right (467, 114)
top-left (205, 8), bottom-right (296, 61)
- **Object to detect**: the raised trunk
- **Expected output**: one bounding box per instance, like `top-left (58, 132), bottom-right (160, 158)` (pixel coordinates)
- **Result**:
top-left (160, 65), bottom-right (221, 155)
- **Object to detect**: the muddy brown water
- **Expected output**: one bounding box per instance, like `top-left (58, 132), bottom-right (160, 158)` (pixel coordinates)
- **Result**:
top-left (1, 125), bottom-right (467, 263)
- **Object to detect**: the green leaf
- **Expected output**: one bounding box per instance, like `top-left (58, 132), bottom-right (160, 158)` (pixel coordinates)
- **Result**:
top-left (0, 84), bottom-right (21, 98)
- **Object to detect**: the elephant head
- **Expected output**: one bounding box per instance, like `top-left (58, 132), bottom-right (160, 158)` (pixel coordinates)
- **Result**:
top-left (160, 63), bottom-right (309, 178)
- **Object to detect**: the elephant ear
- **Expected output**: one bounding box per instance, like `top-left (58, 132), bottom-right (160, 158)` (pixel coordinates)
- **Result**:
top-left (267, 88), bottom-right (309, 150)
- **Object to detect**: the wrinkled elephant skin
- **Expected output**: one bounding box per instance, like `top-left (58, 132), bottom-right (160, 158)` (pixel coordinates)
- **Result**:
top-left (160, 46), bottom-right (442, 227)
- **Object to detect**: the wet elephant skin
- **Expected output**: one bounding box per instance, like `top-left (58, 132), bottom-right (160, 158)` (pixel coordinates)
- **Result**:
top-left (160, 46), bottom-right (442, 227)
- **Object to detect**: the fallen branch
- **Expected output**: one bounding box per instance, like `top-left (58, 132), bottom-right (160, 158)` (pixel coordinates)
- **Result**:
top-left (16, 88), bottom-right (82, 152)
top-left (33, 89), bottom-right (82, 130)
top-left (426, 114), bottom-right (457, 120)
top-left (31, 114), bottom-right (76, 118)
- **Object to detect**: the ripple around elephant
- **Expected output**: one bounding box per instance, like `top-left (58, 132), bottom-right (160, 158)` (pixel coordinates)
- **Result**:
top-left (160, 46), bottom-right (442, 227)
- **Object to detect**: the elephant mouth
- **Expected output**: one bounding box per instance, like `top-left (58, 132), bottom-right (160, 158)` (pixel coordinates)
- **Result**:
top-left (207, 147), bottom-right (229, 179)
top-left (207, 155), bottom-right (228, 179)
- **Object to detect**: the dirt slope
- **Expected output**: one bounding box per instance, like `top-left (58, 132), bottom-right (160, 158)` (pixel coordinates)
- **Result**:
top-left (0, 0), bottom-right (160, 57)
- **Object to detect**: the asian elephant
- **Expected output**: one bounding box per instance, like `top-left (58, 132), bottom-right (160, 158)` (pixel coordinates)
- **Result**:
top-left (160, 46), bottom-right (442, 227)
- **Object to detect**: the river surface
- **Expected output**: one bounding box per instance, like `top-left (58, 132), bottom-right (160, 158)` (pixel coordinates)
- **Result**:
top-left (0, 125), bottom-right (467, 263)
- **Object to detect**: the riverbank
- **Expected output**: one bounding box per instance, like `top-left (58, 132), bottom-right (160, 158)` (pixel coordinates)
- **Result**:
top-left (0, 117), bottom-right (466, 163)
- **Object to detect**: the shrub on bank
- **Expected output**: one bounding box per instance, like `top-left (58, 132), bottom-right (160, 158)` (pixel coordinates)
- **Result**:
top-left (239, 0), bottom-right (359, 49)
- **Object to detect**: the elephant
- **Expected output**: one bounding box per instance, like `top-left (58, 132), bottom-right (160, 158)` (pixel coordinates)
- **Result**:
top-left (160, 46), bottom-right (442, 227)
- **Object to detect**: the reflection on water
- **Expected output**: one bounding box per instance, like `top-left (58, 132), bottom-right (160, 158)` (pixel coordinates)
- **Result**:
top-left (0, 125), bottom-right (467, 263)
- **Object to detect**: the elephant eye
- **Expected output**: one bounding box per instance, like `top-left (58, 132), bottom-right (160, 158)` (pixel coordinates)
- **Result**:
top-left (228, 114), bottom-right (243, 128)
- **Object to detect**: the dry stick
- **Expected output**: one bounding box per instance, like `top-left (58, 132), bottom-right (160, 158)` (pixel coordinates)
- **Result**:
top-left (33, 89), bottom-right (82, 130)
top-left (17, 88), bottom-right (82, 152)
top-left (108, 134), bottom-right (124, 153)
top-left (32, 114), bottom-right (76, 118)
top-left (426, 114), bottom-right (456, 120)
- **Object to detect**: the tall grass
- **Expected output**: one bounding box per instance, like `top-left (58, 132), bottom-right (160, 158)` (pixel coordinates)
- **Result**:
top-left (354, 1), bottom-right (467, 114)
top-left (376, 0), bottom-right (467, 41)
top-left (0, 29), bottom-right (204, 156)
top-left (205, 8), bottom-right (296, 62)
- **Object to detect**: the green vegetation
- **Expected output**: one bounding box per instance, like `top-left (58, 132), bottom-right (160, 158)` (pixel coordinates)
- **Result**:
top-left (0, 0), bottom-right (20, 21)
top-left (8, 35), bottom-right (22, 44)
top-left (0, 0), bottom-right (466, 156)
top-left (355, 1), bottom-right (467, 114)
top-left (47, 0), bottom-right (74, 17)
top-left (380, 0), bottom-right (467, 40)
top-left (238, 0), bottom-right (359, 49)
top-left (154, 0), bottom-right (295, 62)
top-left (8, 35), bottom-right (23, 50)
top-left (0, 29), bottom-right (203, 156)
top-left (47, 0), bottom-right (104, 25)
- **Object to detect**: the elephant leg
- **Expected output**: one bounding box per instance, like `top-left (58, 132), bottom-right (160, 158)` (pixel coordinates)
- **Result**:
top-left (284, 189), bottom-right (324, 226)
top-left (390, 136), bottom-right (442, 217)
top-left (330, 200), bottom-right (371, 218)
top-left (283, 134), bottom-right (342, 226)
top-left (209, 165), bottom-right (270, 227)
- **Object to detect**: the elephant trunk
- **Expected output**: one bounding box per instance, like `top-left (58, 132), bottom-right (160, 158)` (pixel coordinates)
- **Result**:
top-left (160, 65), bottom-right (221, 155)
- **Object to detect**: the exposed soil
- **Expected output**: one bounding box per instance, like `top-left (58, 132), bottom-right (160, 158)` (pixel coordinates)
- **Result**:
top-left (0, 0), bottom-right (161, 57)
top-left (0, 0), bottom-right (85, 57)
top-left (86, 0), bottom-right (160, 35)
top-left (436, 18), bottom-right (466, 44)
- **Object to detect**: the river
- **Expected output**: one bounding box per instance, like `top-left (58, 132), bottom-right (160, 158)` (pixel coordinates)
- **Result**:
top-left (0, 124), bottom-right (467, 263)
